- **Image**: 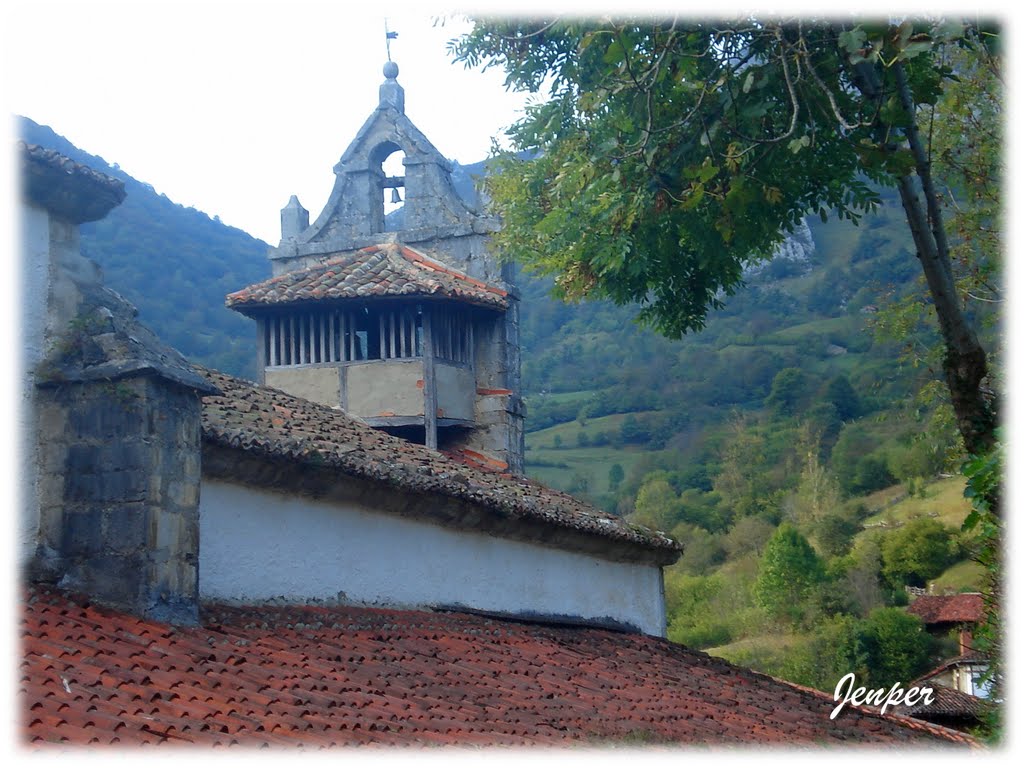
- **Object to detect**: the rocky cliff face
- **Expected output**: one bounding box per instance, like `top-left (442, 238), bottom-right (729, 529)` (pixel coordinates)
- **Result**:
top-left (745, 218), bottom-right (816, 277)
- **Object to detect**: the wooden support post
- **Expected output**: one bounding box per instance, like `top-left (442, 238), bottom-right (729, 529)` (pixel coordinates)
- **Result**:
top-left (268, 317), bottom-right (278, 367)
top-left (458, 310), bottom-right (465, 362)
top-left (399, 310), bottom-right (407, 358)
top-left (308, 314), bottom-right (315, 363)
top-left (276, 316), bottom-right (283, 366)
top-left (256, 317), bottom-right (267, 384)
top-left (289, 316), bottom-right (296, 365)
top-left (319, 313), bottom-right (326, 363)
top-left (447, 313), bottom-right (453, 360)
top-left (423, 309), bottom-right (438, 450)
top-left (389, 311), bottom-right (397, 359)
top-left (327, 311), bottom-right (334, 362)
top-left (336, 311), bottom-right (342, 362)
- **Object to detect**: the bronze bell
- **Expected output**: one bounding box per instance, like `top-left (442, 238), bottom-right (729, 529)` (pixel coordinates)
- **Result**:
top-left (391, 188), bottom-right (403, 204)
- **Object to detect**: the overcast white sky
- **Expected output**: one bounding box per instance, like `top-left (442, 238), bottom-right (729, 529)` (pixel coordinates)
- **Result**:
top-left (3, 1), bottom-right (1014, 241)
top-left (2, 2), bottom-right (543, 244)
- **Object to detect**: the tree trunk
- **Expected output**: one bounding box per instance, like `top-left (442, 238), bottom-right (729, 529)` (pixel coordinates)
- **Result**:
top-left (891, 61), bottom-right (998, 461)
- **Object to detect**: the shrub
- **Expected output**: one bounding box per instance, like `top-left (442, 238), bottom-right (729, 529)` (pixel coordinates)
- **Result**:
top-left (881, 517), bottom-right (961, 587)
top-left (860, 608), bottom-right (932, 688)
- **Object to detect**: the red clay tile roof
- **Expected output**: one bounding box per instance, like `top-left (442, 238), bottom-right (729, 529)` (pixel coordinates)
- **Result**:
top-left (198, 367), bottom-right (680, 563)
top-left (907, 594), bottom-right (984, 626)
top-left (225, 243), bottom-right (508, 312)
top-left (914, 655), bottom-right (990, 685)
top-left (439, 447), bottom-right (509, 473)
top-left (20, 585), bottom-right (974, 748)
top-left (893, 686), bottom-right (988, 720)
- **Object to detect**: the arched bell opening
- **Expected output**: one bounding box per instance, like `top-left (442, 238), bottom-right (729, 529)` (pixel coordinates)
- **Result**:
top-left (369, 141), bottom-right (406, 233)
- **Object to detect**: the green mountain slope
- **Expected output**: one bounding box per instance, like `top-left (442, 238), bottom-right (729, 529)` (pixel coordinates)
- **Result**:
top-left (18, 116), bottom-right (270, 379)
top-left (518, 185), bottom-right (952, 509)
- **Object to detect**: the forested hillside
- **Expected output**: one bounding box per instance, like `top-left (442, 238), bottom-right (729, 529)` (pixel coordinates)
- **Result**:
top-left (20, 117), bottom-right (992, 696)
top-left (19, 117), bottom-right (270, 379)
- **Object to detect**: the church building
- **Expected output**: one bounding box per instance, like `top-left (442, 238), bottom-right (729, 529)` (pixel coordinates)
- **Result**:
top-left (20, 64), bottom-right (679, 638)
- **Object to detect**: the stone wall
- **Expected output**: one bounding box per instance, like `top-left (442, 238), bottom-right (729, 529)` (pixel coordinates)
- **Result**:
top-left (32, 376), bottom-right (203, 624)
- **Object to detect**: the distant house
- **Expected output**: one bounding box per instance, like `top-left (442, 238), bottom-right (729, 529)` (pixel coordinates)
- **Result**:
top-left (891, 656), bottom-right (992, 732)
top-left (900, 593), bottom-right (993, 731)
top-left (907, 592), bottom-right (985, 658)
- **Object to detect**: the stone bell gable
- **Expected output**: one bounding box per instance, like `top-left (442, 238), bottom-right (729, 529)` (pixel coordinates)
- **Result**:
top-left (270, 61), bottom-right (504, 289)
top-left (232, 61), bottom-right (524, 472)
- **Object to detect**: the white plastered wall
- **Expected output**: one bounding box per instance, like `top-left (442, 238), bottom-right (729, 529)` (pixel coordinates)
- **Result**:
top-left (19, 203), bottom-right (51, 565)
top-left (199, 479), bottom-right (666, 636)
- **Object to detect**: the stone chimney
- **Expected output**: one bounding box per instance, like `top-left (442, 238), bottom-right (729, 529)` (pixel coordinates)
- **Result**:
top-left (20, 143), bottom-right (218, 625)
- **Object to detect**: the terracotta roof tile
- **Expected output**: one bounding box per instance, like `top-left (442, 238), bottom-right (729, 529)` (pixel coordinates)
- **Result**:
top-left (893, 685), bottom-right (989, 719)
top-left (226, 243), bottom-right (508, 311)
top-left (20, 585), bottom-right (975, 749)
top-left (913, 655), bottom-right (990, 685)
top-left (198, 366), bottom-right (680, 562)
top-left (907, 594), bottom-right (985, 625)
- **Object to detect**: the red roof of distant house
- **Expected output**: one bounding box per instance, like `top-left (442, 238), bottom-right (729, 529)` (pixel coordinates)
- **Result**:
top-left (20, 585), bottom-right (973, 748)
top-left (907, 594), bottom-right (985, 626)
top-left (225, 243), bottom-right (508, 311)
top-left (913, 655), bottom-right (990, 687)
top-left (894, 685), bottom-right (988, 721)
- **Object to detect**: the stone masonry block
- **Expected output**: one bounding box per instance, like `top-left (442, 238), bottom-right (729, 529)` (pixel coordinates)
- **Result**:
top-left (68, 396), bottom-right (143, 438)
top-left (37, 471), bottom-right (66, 509)
top-left (65, 469), bottom-right (147, 503)
top-left (38, 440), bottom-right (69, 472)
top-left (68, 554), bottom-right (143, 608)
top-left (167, 480), bottom-right (198, 509)
top-left (178, 515), bottom-right (199, 556)
top-left (154, 511), bottom-right (188, 554)
top-left (178, 559), bottom-right (198, 599)
top-left (181, 452), bottom-right (200, 485)
top-left (60, 510), bottom-right (103, 557)
top-left (78, 439), bottom-right (149, 476)
top-left (104, 503), bottom-right (148, 554)
top-left (37, 504), bottom-right (65, 550)
top-left (36, 398), bottom-right (68, 437)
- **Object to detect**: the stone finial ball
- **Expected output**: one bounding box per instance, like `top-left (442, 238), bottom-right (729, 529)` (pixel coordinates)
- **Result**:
top-left (383, 61), bottom-right (399, 79)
